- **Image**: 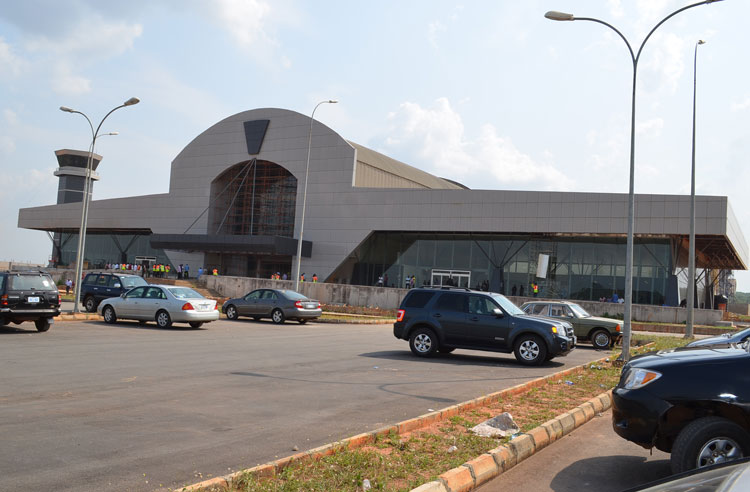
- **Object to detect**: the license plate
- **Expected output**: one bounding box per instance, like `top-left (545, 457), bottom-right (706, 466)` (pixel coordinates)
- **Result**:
top-left (199, 304), bottom-right (210, 311)
top-left (305, 303), bottom-right (317, 309)
top-left (28, 296), bottom-right (40, 303)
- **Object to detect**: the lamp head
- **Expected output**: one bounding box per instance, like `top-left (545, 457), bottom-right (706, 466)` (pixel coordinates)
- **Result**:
top-left (698, 39), bottom-right (706, 45)
top-left (328, 100), bottom-right (338, 104)
top-left (60, 106), bottom-right (75, 113)
top-left (123, 97), bottom-right (140, 106)
top-left (545, 11), bottom-right (575, 21)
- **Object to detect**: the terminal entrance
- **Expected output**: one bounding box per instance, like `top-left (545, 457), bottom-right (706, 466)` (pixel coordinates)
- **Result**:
top-left (431, 269), bottom-right (471, 288)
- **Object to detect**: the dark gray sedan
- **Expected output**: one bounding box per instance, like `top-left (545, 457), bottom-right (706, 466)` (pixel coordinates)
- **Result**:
top-left (222, 289), bottom-right (322, 324)
top-left (686, 327), bottom-right (750, 348)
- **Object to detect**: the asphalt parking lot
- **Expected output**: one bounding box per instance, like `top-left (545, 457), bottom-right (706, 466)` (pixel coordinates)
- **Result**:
top-left (0, 319), bottom-right (607, 492)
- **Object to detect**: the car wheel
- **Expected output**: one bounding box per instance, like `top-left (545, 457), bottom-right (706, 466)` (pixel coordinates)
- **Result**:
top-left (189, 322), bottom-right (203, 329)
top-left (84, 296), bottom-right (97, 313)
top-left (409, 327), bottom-right (438, 357)
top-left (591, 330), bottom-right (611, 350)
top-left (271, 309), bottom-right (285, 324)
top-left (103, 306), bottom-right (117, 324)
top-left (671, 416), bottom-right (750, 474)
top-left (514, 334), bottom-right (547, 366)
top-left (156, 310), bottom-right (172, 328)
top-left (298, 319), bottom-right (307, 324)
top-left (438, 346), bottom-right (455, 354)
top-left (225, 305), bottom-right (238, 320)
top-left (35, 318), bottom-right (51, 332)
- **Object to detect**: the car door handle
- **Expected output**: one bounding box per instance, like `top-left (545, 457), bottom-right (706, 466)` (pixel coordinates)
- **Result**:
top-left (433, 313), bottom-right (442, 318)
top-left (470, 316), bottom-right (479, 321)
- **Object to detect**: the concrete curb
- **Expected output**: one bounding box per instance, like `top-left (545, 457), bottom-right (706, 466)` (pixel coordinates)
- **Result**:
top-left (52, 313), bottom-right (394, 325)
top-left (178, 355), bottom-right (614, 492)
top-left (54, 313), bottom-right (101, 322)
top-left (417, 390), bottom-right (613, 492)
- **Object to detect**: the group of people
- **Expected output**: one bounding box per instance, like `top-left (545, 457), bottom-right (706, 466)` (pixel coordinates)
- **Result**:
top-left (599, 293), bottom-right (624, 303)
top-left (297, 273), bottom-right (318, 282)
top-left (270, 272), bottom-right (289, 280)
top-left (105, 263), bottom-right (145, 272)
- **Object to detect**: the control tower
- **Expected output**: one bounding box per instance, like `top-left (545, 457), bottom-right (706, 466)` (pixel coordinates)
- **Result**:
top-left (49, 149), bottom-right (102, 266)
top-left (53, 149), bottom-right (102, 203)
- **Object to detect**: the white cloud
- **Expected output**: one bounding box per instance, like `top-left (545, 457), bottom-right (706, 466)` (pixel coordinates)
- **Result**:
top-left (50, 63), bottom-right (92, 95)
top-left (732, 97), bottom-right (750, 112)
top-left (428, 20), bottom-right (446, 49)
top-left (214, 0), bottom-right (272, 48)
top-left (608, 0), bottom-right (625, 18)
top-left (0, 37), bottom-right (26, 77)
top-left (381, 98), bottom-right (573, 191)
top-left (641, 32), bottom-right (685, 94)
top-left (636, 117), bottom-right (664, 137)
top-left (25, 19), bottom-right (143, 60)
top-left (0, 136), bottom-right (15, 154)
top-left (4, 109), bottom-right (19, 125)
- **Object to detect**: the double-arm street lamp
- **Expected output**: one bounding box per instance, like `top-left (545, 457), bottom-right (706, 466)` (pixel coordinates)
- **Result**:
top-left (60, 97), bottom-right (140, 313)
top-left (687, 39), bottom-right (706, 339)
top-left (295, 100), bottom-right (338, 291)
top-left (545, 1), bottom-right (723, 361)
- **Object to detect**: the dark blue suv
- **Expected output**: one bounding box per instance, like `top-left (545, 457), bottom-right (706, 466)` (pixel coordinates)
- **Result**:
top-left (393, 287), bottom-right (575, 365)
top-left (80, 272), bottom-right (148, 312)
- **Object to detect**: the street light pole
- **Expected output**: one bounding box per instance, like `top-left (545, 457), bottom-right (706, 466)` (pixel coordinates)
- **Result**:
top-left (60, 97), bottom-right (140, 313)
top-left (686, 39), bottom-right (706, 339)
top-left (545, 1), bottom-right (722, 362)
top-left (295, 100), bottom-right (337, 291)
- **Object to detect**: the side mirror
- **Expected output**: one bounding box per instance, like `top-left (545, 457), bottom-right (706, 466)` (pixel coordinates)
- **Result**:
top-left (114, 283), bottom-right (121, 288)
top-left (493, 308), bottom-right (504, 318)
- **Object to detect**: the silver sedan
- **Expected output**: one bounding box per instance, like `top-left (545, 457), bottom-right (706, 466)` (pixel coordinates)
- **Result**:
top-left (98, 285), bottom-right (219, 328)
top-left (222, 288), bottom-right (322, 324)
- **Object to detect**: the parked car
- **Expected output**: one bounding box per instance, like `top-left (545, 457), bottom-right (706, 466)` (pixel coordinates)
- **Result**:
top-left (222, 289), bottom-right (322, 324)
top-left (80, 272), bottom-right (148, 312)
top-left (0, 270), bottom-right (61, 332)
top-left (393, 287), bottom-right (575, 366)
top-left (686, 327), bottom-right (750, 349)
top-left (520, 300), bottom-right (621, 349)
top-left (612, 343), bottom-right (750, 474)
top-left (624, 458), bottom-right (750, 492)
top-left (98, 285), bottom-right (219, 328)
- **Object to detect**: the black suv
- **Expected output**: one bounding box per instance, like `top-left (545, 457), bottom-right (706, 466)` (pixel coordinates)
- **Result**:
top-left (393, 287), bottom-right (575, 365)
top-left (0, 271), bottom-right (61, 332)
top-left (612, 343), bottom-right (750, 474)
top-left (80, 272), bottom-right (148, 312)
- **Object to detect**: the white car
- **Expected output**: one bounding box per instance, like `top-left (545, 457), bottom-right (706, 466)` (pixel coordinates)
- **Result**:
top-left (98, 284), bottom-right (219, 328)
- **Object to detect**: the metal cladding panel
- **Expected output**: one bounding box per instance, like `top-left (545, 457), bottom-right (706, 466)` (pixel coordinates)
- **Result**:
top-left (243, 120), bottom-right (270, 155)
top-left (149, 233), bottom-right (312, 257)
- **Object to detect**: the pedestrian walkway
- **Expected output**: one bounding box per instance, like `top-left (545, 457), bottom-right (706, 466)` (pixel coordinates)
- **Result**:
top-left (477, 410), bottom-right (671, 492)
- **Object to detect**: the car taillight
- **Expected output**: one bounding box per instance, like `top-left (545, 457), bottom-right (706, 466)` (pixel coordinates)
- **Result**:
top-left (57, 294), bottom-right (62, 305)
top-left (182, 302), bottom-right (194, 311)
top-left (295, 300), bottom-right (303, 308)
top-left (1, 294), bottom-right (7, 306)
top-left (397, 309), bottom-right (405, 322)
top-left (616, 324), bottom-right (621, 332)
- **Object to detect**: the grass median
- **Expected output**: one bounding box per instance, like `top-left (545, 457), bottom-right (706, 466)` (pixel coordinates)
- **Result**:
top-left (190, 334), bottom-right (692, 492)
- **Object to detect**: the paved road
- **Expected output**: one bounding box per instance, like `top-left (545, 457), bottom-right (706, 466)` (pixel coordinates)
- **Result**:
top-left (478, 409), bottom-right (672, 492)
top-left (0, 319), bottom-right (606, 492)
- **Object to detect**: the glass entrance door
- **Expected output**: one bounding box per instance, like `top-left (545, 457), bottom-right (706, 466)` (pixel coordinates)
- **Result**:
top-left (431, 269), bottom-right (471, 288)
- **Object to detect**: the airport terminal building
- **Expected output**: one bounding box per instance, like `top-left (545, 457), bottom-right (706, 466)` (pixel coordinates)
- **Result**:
top-left (18, 107), bottom-right (748, 306)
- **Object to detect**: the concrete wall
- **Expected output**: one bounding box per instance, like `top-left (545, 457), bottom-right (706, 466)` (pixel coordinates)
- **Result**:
top-left (203, 276), bottom-right (724, 325)
top-left (728, 303), bottom-right (750, 315)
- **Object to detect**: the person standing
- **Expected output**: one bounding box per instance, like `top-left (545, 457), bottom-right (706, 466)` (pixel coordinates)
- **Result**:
top-left (312, 273), bottom-right (318, 283)
top-left (177, 264), bottom-right (182, 279)
top-left (184, 264), bottom-right (189, 279)
top-left (282, 272), bottom-right (288, 280)
top-left (65, 278), bottom-right (72, 295)
top-left (511, 284), bottom-right (517, 296)
top-left (197, 266), bottom-right (203, 279)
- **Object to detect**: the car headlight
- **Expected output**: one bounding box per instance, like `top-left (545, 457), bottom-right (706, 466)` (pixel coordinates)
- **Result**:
top-left (622, 368), bottom-right (662, 390)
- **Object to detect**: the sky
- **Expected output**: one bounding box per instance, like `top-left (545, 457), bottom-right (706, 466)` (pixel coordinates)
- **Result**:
top-left (1, 0), bottom-right (749, 288)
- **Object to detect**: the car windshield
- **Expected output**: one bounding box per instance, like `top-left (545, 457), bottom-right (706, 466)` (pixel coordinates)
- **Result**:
top-left (491, 294), bottom-right (524, 316)
top-left (568, 303), bottom-right (591, 318)
top-left (121, 276), bottom-right (148, 288)
top-left (167, 287), bottom-right (204, 299)
top-left (281, 290), bottom-right (307, 300)
top-left (9, 274), bottom-right (54, 290)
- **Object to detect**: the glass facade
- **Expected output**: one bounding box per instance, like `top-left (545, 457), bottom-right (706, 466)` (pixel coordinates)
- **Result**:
top-left (330, 232), bottom-right (671, 305)
top-left (55, 233), bottom-right (170, 269)
top-left (208, 160), bottom-right (297, 237)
